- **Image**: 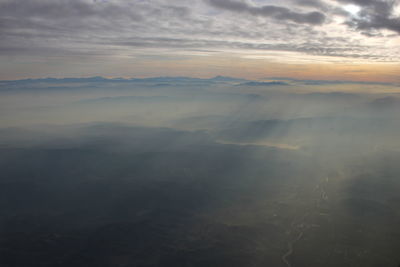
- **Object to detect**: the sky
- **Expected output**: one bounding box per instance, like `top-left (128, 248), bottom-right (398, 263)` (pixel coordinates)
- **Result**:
top-left (0, 0), bottom-right (399, 82)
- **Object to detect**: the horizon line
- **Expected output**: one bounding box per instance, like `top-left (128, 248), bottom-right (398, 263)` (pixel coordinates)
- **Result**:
top-left (0, 75), bottom-right (396, 85)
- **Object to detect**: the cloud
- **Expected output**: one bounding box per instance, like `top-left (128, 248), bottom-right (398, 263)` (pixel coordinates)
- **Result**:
top-left (207, 0), bottom-right (326, 25)
top-left (294, 0), bottom-right (329, 9)
top-left (336, 0), bottom-right (400, 34)
top-left (0, 0), bottom-right (399, 75)
top-left (0, 0), bottom-right (143, 21)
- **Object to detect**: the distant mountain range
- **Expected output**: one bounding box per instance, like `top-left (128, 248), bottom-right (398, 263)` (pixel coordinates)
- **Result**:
top-left (0, 76), bottom-right (396, 87)
top-left (0, 76), bottom-right (249, 84)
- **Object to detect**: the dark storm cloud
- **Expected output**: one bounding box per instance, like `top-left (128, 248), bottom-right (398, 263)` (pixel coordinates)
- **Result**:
top-left (350, 17), bottom-right (400, 34)
top-left (336, 0), bottom-right (400, 34)
top-left (207, 0), bottom-right (326, 25)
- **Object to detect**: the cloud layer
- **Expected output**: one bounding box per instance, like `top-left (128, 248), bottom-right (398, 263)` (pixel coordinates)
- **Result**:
top-left (0, 0), bottom-right (399, 78)
top-left (208, 0), bottom-right (326, 24)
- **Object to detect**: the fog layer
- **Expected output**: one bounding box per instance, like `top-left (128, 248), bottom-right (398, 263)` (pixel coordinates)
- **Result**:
top-left (0, 77), bottom-right (400, 267)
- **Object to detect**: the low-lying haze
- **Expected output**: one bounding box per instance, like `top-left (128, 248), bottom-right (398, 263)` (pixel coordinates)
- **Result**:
top-left (0, 77), bottom-right (400, 266)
